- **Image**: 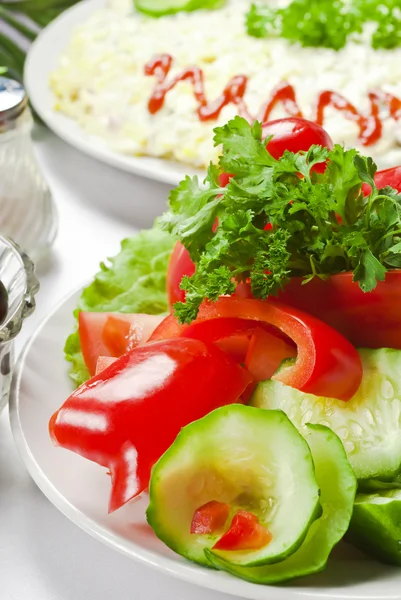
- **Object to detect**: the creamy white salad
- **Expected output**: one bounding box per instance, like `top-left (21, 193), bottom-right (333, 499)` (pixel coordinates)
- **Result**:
top-left (50, 0), bottom-right (401, 168)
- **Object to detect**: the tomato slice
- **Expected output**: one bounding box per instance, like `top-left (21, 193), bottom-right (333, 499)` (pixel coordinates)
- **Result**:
top-left (219, 172), bottom-right (234, 187)
top-left (363, 166), bottom-right (401, 196)
top-left (191, 501), bottom-right (230, 535)
top-left (167, 172), bottom-right (232, 307)
top-left (150, 297), bottom-right (362, 401)
top-left (95, 356), bottom-right (117, 375)
top-left (213, 510), bottom-right (272, 551)
top-left (102, 316), bottom-right (131, 356)
top-left (79, 312), bottom-right (164, 376)
top-left (278, 271), bottom-right (401, 349)
top-left (166, 242), bottom-right (196, 307)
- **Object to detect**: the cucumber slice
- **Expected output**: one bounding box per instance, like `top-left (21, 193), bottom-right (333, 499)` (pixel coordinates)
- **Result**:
top-left (252, 348), bottom-right (401, 480)
top-left (358, 478), bottom-right (401, 493)
top-left (206, 425), bottom-right (357, 583)
top-left (347, 490), bottom-right (401, 565)
top-left (134, 0), bottom-right (225, 17)
top-left (146, 405), bottom-right (321, 567)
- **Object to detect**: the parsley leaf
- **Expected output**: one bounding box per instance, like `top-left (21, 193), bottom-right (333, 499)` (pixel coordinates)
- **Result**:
top-left (246, 0), bottom-right (361, 50)
top-left (160, 117), bottom-right (401, 323)
top-left (353, 249), bottom-right (386, 292)
top-left (246, 0), bottom-right (401, 51)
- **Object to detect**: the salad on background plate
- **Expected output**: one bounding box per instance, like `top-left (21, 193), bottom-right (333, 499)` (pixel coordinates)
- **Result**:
top-left (50, 116), bottom-right (401, 585)
top-left (44, 0), bottom-right (401, 172)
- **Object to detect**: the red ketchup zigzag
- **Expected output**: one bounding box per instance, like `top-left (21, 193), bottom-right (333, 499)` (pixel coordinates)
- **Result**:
top-left (145, 54), bottom-right (401, 147)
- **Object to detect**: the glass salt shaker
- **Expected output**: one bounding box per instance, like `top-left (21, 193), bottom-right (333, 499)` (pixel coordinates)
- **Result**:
top-left (0, 76), bottom-right (57, 261)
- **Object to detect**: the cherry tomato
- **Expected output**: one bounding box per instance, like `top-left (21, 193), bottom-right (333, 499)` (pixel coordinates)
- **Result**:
top-left (262, 117), bottom-right (333, 173)
top-left (167, 119), bottom-right (334, 308)
top-left (191, 501), bottom-right (230, 535)
top-left (213, 510), bottom-right (272, 551)
top-left (79, 312), bottom-right (163, 376)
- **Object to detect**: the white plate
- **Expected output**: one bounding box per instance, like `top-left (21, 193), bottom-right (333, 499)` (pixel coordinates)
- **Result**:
top-left (24, 0), bottom-right (203, 186)
top-left (9, 290), bottom-right (401, 600)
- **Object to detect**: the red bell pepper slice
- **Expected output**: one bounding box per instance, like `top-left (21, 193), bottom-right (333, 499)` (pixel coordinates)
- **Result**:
top-left (191, 501), bottom-right (230, 535)
top-left (245, 328), bottom-right (297, 382)
top-left (150, 297), bottom-right (362, 401)
top-left (49, 337), bottom-right (251, 513)
top-left (213, 510), bottom-right (272, 551)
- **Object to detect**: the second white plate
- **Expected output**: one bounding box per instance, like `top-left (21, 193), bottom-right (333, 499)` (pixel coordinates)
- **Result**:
top-left (24, 0), bottom-right (203, 186)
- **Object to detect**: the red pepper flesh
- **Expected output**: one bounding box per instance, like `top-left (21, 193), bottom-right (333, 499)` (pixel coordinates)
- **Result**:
top-left (49, 337), bottom-right (252, 513)
top-left (213, 510), bottom-right (272, 551)
top-left (191, 501), bottom-right (230, 535)
top-left (150, 297), bottom-right (362, 401)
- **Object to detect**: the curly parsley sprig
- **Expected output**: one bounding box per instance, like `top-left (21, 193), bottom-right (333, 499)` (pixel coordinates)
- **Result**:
top-left (160, 116), bottom-right (401, 324)
top-left (246, 0), bottom-right (401, 51)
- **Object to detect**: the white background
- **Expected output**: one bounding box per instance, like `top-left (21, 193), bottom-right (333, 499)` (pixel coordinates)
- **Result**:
top-left (0, 125), bottom-right (238, 600)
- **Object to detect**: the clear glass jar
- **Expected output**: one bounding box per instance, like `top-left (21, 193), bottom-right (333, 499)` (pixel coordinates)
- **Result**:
top-left (0, 76), bottom-right (58, 261)
top-left (0, 235), bottom-right (39, 412)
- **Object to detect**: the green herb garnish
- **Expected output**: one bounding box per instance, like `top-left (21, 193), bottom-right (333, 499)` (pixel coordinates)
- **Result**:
top-left (246, 0), bottom-right (401, 51)
top-left (160, 116), bottom-right (401, 324)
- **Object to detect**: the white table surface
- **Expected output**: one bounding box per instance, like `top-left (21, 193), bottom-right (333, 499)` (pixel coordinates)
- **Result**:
top-left (0, 125), bottom-right (239, 600)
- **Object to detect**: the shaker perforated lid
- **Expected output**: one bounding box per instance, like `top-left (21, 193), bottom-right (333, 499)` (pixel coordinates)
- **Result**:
top-left (0, 76), bottom-right (28, 122)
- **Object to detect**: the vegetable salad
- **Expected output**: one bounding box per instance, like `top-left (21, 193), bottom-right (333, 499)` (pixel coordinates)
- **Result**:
top-left (52, 116), bottom-right (401, 583)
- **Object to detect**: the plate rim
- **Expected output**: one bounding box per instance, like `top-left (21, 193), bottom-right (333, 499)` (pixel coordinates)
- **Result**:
top-left (24, 0), bottom-right (203, 186)
top-left (8, 288), bottom-right (401, 600)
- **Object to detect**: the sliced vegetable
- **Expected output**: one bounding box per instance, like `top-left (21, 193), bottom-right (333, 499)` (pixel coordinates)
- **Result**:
top-left (146, 405), bottom-right (322, 567)
top-left (278, 271), bottom-right (401, 349)
top-left (167, 245), bottom-right (401, 350)
top-left (191, 501), bottom-right (230, 535)
top-left (153, 312), bottom-right (295, 377)
top-left (150, 297), bottom-right (363, 401)
top-left (79, 312), bottom-right (163, 376)
top-left (65, 227), bottom-right (175, 387)
top-left (50, 338), bottom-right (251, 513)
top-left (213, 510), bottom-right (272, 552)
top-left (358, 477), bottom-right (401, 493)
top-left (206, 424), bottom-right (356, 583)
top-left (244, 328), bottom-right (296, 383)
top-left (347, 490), bottom-right (401, 566)
top-left (252, 348), bottom-right (401, 480)
top-left (161, 117), bottom-right (401, 324)
top-left (374, 166), bottom-right (401, 192)
top-left (167, 241), bottom-right (195, 306)
top-left (95, 356), bottom-right (117, 375)
top-left (134, 0), bottom-right (225, 17)
top-left (362, 165), bottom-right (401, 196)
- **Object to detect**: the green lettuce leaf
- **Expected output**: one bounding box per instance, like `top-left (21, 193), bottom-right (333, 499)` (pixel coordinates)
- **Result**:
top-left (64, 227), bottom-right (175, 387)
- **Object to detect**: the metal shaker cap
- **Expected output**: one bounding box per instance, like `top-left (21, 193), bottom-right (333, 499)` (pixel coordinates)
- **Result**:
top-left (0, 76), bottom-right (28, 123)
